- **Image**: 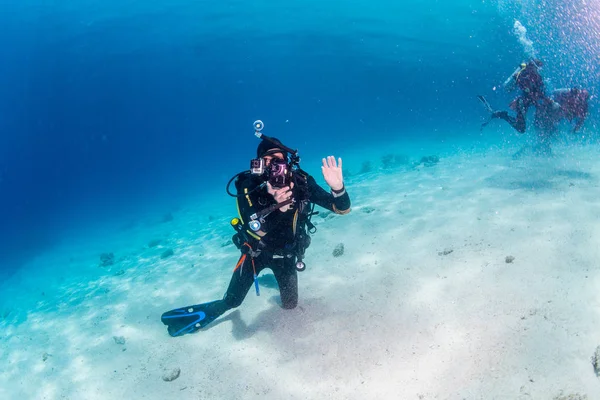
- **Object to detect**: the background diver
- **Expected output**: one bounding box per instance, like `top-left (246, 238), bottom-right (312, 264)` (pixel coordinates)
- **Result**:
top-left (161, 121), bottom-right (352, 337)
top-left (478, 60), bottom-right (591, 156)
top-left (478, 59), bottom-right (551, 134)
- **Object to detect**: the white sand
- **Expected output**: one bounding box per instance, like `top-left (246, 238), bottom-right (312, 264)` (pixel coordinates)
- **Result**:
top-left (1, 137), bottom-right (599, 400)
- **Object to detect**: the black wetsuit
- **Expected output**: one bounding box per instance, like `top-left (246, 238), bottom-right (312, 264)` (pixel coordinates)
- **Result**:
top-left (202, 169), bottom-right (351, 319)
top-left (553, 88), bottom-right (590, 133)
top-left (493, 61), bottom-right (547, 133)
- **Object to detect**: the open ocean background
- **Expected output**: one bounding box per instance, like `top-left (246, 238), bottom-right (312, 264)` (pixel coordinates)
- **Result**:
top-left (1, 0), bottom-right (598, 277)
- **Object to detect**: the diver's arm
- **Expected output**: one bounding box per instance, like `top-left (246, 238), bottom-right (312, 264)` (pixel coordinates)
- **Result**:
top-left (503, 67), bottom-right (520, 92)
top-left (306, 175), bottom-right (351, 215)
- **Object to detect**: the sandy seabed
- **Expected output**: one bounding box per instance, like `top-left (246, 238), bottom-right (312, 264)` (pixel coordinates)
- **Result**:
top-left (1, 139), bottom-right (599, 400)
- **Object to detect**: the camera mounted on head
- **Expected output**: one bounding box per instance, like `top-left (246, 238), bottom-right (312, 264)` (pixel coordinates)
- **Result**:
top-left (225, 119), bottom-right (306, 199)
top-left (250, 120), bottom-right (301, 189)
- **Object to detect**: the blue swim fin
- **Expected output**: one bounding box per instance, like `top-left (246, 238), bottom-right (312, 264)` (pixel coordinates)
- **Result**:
top-left (161, 301), bottom-right (222, 337)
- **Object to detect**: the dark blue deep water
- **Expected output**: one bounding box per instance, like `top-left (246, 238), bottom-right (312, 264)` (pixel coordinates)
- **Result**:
top-left (1, 0), bottom-right (598, 276)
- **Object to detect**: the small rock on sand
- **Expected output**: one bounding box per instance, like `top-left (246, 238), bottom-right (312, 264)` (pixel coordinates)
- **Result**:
top-left (113, 336), bottom-right (126, 345)
top-left (162, 367), bottom-right (181, 382)
top-left (161, 249), bottom-right (174, 259)
top-left (553, 393), bottom-right (588, 400)
top-left (592, 345), bottom-right (600, 377)
top-left (438, 248), bottom-right (453, 256)
top-left (333, 243), bottom-right (344, 257)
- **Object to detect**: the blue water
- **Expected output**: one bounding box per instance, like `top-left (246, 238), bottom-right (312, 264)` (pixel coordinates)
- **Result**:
top-left (0, 0), bottom-right (598, 276)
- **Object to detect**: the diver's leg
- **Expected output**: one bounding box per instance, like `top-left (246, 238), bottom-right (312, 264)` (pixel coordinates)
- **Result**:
top-left (271, 258), bottom-right (298, 309)
top-left (478, 95), bottom-right (524, 132)
top-left (160, 254), bottom-right (264, 336)
top-left (160, 266), bottom-right (253, 336)
top-left (489, 110), bottom-right (525, 133)
top-left (185, 257), bottom-right (260, 322)
top-left (513, 105), bottom-right (526, 133)
top-left (499, 97), bottom-right (526, 133)
top-left (222, 256), bottom-right (265, 309)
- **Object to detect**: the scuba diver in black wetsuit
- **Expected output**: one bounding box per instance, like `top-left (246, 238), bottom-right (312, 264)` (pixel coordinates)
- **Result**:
top-left (478, 60), bottom-right (591, 158)
top-left (161, 120), bottom-right (352, 337)
top-left (551, 87), bottom-right (591, 134)
top-left (478, 59), bottom-right (554, 133)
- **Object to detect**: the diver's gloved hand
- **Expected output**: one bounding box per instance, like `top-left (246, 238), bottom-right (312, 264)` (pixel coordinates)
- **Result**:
top-left (321, 155), bottom-right (344, 191)
top-left (267, 182), bottom-right (294, 212)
